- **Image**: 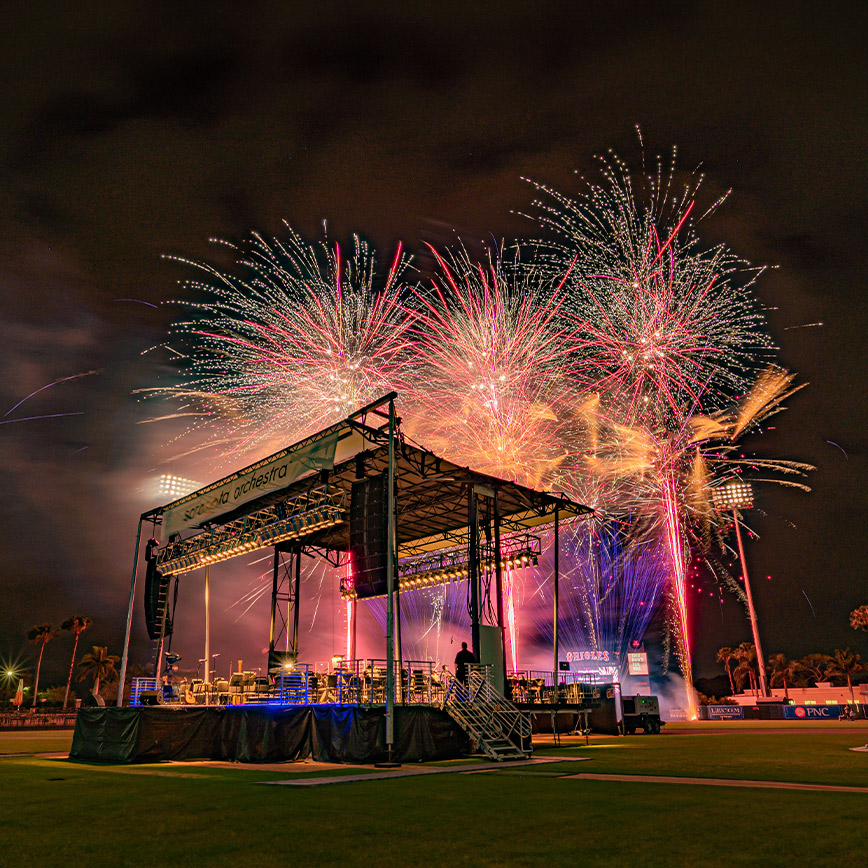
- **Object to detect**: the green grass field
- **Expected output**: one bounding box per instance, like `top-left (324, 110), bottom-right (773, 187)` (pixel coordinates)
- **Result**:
top-left (2, 724), bottom-right (866, 867)
top-left (0, 730), bottom-right (76, 756)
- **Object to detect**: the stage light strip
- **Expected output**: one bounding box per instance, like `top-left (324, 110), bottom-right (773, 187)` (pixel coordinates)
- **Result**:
top-left (340, 535), bottom-right (541, 600)
top-left (157, 508), bottom-right (345, 575)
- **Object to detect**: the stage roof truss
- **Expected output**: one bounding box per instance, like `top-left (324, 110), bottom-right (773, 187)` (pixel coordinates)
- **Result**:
top-left (145, 393), bottom-right (592, 579)
top-left (395, 507), bottom-right (587, 559)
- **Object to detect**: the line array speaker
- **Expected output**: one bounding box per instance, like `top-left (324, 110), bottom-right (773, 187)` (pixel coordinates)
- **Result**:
top-left (349, 473), bottom-right (388, 599)
top-left (144, 552), bottom-right (173, 640)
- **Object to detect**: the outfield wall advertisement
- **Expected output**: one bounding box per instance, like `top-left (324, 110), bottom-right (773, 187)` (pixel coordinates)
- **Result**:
top-left (705, 705), bottom-right (744, 720)
top-left (782, 705), bottom-right (841, 720)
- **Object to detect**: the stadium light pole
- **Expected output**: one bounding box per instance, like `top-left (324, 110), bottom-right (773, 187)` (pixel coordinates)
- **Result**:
top-left (117, 518), bottom-right (143, 707)
top-left (712, 479), bottom-right (768, 698)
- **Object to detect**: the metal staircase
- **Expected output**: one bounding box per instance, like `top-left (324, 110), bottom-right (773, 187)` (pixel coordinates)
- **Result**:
top-left (271, 670), bottom-right (310, 704)
top-left (443, 668), bottom-right (532, 761)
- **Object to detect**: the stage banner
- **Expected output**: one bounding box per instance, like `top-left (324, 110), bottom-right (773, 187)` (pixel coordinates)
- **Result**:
top-left (782, 704), bottom-right (841, 720)
top-left (162, 430), bottom-right (340, 536)
top-left (705, 705), bottom-right (744, 720)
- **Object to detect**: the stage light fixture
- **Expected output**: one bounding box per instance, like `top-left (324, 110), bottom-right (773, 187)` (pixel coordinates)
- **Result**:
top-left (154, 498), bottom-right (346, 576)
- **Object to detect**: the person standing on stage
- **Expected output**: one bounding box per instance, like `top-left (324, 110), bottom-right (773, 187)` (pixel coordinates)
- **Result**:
top-left (454, 642), bottom-right (475, 685)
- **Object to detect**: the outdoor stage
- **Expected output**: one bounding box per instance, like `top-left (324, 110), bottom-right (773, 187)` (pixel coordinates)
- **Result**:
top-left (114, 394), bottom-right (597, 763)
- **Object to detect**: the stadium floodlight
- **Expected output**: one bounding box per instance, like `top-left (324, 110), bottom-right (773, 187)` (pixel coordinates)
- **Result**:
top-left (711, 478), bottom-right (754, 512)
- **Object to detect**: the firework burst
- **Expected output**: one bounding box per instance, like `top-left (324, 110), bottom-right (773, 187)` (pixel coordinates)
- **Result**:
top-left (403, 243), bottom-right (582, 490)
top-left (524, 144), bottom-right (774, 424)
top-left (152, 224), bottom-right (415, 459)
top-left (150, 142), bottom-right (812, 706)
top-left (517, 144), bottom-right (797, 712)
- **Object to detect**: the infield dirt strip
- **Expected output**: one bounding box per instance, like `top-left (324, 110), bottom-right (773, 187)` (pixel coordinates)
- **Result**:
top-left (564, 773), bottom-right (868, 793)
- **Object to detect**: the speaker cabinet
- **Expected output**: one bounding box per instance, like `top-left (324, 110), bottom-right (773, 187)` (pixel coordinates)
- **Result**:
top-left (144, 556), bottom-right (173, 641)
top-left (349, 473), bottom-right (388, 599)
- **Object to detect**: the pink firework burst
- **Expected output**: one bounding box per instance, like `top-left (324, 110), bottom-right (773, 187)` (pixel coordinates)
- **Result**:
top-left (403, 242), bottom-right (583, 490)
top-left (156, 224), bottom-right (416, 458)
top-left (525, 144), bottom-right (774, 425)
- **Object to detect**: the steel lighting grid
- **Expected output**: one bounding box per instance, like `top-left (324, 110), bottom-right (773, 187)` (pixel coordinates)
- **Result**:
top-left (340, 533), bottom-right (542, 600)
top-left (156, 488), bottom-right (347, 576)
top-left (711, 478), bottom-right (754, 512)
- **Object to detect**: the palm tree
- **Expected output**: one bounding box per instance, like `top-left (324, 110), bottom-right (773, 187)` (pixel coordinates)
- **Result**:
top-left (766, 653), bottom-right (800, 701)
top-left (60, 616), bottom-right (92, 709)
top-left (716, 646), bottom-right (736, 694)
top-left (826, 648), bottom-right (863, 705)
top-left (850, 605), bottom-right (868, 633)
top-left (77, 646), bottom-right (119, 698)
top-left (732, 642), bottom-right (758, 695)
top-left (27, 624), bottom-right (59, 710)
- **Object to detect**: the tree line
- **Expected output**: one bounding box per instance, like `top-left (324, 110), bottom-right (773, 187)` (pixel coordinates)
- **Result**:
top-left (716, 642), bottom-right (863, 703)
top-left (19, 618), bottom-right (119, 710)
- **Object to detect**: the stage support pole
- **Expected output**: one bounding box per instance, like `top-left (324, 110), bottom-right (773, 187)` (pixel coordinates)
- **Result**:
top-left (395, 580), bottom-right (404, 703)
top-left (204, 565), bottom-right (211, 699)
top-left (268, 547), bottom-right (279, 652)
top-left (291, 548), bottom-right (301, 659)
top-left (468, 489), bottom-right (480, 662)
top-left (350, 594), bottom-right (357, 662)
top-left (384, 396), bottom-right (398, 760)
top-left (116, 518), bottom-right (143, 707)
top-left (368, 391), bottom-right (401, 768)
top-left (553, 505), bottom-right (560, 684)
top-left (493, 489), bottom-right (509, 697)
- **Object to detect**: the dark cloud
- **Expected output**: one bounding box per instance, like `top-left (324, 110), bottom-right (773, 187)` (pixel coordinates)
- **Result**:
top-left (1, 0), bottom-right (867, 684)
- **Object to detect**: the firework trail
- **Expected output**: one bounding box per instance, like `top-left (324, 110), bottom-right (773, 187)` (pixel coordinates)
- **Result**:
top-left (366, 583), bottom-right (470, 666)
top-left (149, 224), bottom-right (416, 459)
top-left (505, 565), bottom-right (518, 670)
top-left (3, 370), bottom-right (98, 419)
top-left (513, 519), bottom-right (668, 677)
top-left (661, 470), bottom-right (696, 716)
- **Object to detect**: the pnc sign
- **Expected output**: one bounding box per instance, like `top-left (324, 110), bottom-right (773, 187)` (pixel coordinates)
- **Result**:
top-left (783, 705), bottom-right (841, 720)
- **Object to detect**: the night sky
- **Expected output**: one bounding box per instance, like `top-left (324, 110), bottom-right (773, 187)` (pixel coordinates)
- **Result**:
top-left (2, 2), bottom-right (866, 686)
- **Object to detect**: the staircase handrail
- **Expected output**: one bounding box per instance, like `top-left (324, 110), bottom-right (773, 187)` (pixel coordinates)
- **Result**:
top-left (444, 671), bottom-right (531, 750)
